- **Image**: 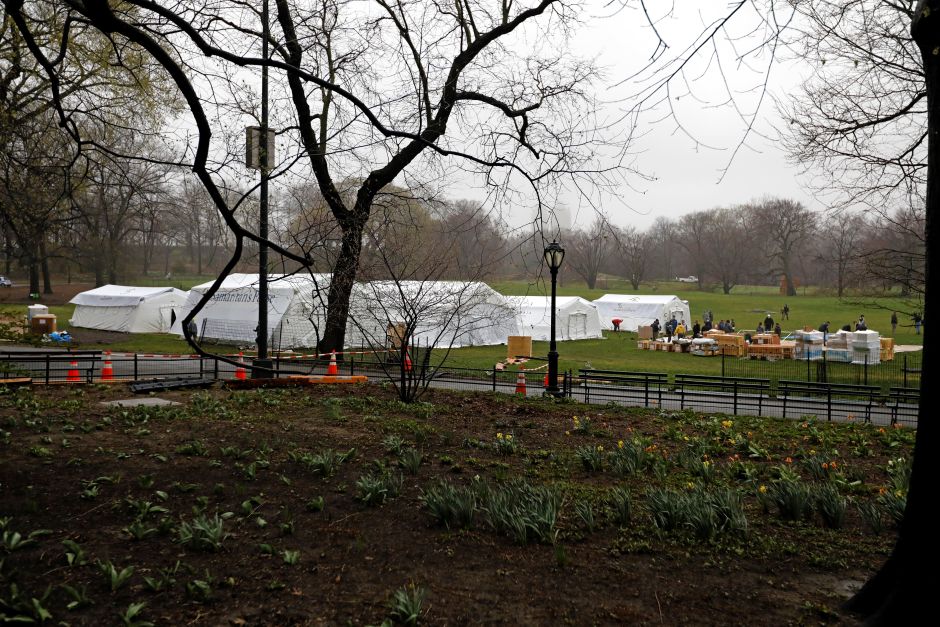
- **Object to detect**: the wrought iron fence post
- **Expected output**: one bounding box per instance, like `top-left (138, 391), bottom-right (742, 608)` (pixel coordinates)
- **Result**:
top-left (492, 367), bottom-right (497, 392)
top-left (350, 354), bottom-right (355, 376)
top-left (864, 354), bottom-right (869, 386)
top-left (721, 352), bottom-right (725, 377)
top-left (133, 354), bottom-right (139, 381)
top-left (45, 354), bottom-right (50, 384)
top-left (733, 379), bottom-right (738, 416)
top-left (213, 358), bottom-right (219, 380)
top-left (904, 353), bottom-right (908, 388)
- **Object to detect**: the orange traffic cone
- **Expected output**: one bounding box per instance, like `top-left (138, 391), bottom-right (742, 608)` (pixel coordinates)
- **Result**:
top-left (515, 371), bottom-right (527, 396)
top-left (404, 352), bottom-right (413, 373)
top-left (101, 353), bottom-right (113, 381)
top-left (235, 352), bottom-right (247, 381)
top-left (543, 373), bottom-right (549, 388)
top-left (67, 360), bottom-right (80, 382)
top-left (327, 350), bottom-right (339, 376)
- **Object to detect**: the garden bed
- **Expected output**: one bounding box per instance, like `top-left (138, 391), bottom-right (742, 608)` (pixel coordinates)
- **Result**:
top-left (0, 382), bottom-right (913, 624)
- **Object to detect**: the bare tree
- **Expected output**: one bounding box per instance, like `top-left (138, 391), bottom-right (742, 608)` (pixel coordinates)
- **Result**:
top-left (749, 198), bottom-right (817, 296)
top-left (564, 217), bottom-right (614, 290)
top-left (616, 225), bottom-right (652, 290)
top-left (700, 207), bottom-right (756, 295)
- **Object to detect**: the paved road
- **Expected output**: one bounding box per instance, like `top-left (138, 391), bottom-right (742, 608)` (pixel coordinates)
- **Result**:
top-left (1, 350), bottom-right (918, 427)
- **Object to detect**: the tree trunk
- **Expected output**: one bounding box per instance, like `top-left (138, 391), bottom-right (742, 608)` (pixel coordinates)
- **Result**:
top-left (40, 239), bottom-right (52, 294)
top-left (319, 218), bottom-right (366, 353)
top-left (28, 257), bottom-right (39, 295)
top-left (845, 2), bottom-right (940, 622)
top-left (722, 282), bottom-right (732, 295)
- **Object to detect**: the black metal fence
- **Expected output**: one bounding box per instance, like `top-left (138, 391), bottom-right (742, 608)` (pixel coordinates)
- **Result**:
top-left (721, 351), bottom-right (922, 392)
top-left (0, 349), bottom-right (919, 426)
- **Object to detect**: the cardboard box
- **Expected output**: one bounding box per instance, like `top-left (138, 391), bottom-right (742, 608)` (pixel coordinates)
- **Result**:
top-left (637, 325), bottom-right (653, 340)
top-left (507, 336), bottom-right (533, 359)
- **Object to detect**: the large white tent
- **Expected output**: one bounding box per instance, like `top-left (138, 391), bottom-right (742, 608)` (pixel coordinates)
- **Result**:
top-left (511, 296), bottom-right (603, 341)
top-left (69, 285), bottom-right (187, 333)
top-left (347, 281), bottom-right (520, 348)
top-left (171, 273), bottom-right (333, 348)
top-left (591, 294), bottom-right (691, 332)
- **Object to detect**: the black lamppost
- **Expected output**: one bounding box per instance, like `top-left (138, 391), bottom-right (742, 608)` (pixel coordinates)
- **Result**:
top-left (544, 241), bottom-right (565, 397)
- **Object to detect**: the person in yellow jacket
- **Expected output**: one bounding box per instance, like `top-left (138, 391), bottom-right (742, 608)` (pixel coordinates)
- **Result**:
top-left (675, 320), bottom-right (687, 339)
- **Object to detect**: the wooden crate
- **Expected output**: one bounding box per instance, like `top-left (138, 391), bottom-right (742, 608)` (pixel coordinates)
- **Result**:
top-left (507, 336), bottom-right (533, 359)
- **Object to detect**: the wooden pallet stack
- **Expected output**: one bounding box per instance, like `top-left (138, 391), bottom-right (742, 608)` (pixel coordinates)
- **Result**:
top-left (880, 337), bottom-right (895, 362)
top-left (712, 333), bottom-right (746, 357)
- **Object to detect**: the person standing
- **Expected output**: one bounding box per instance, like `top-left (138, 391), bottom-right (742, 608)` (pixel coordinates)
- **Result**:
top-left (651, 318), bottom-right (660, 340)
top-left (891, 312), bottom-right (898, 336)
top-left (819, 321), bottom-right (830, 345)
top-left (676, 320), bottom-right (686, 339)
top-left (692, 320), bottom-right (701, 338)
top-left (764, 313), bottom-right (774, 333)
top-left (913, 312), bottom-right (922, 335)
top-left (774, 322), bottom-right (782, 336)
top-left (856, 315), bottom-right (868, 331)
top-left (782, 304), bottom-right (790, 320)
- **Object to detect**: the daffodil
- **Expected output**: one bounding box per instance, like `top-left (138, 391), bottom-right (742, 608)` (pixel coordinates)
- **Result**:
top-left (496, 432), bottom-right (503, 440)
top-left (597, 445), bottom-right (604, 452)
top-left (617, 440), bottom-right (624, 449)
top-left (758, 485), bottom-right (768, 494)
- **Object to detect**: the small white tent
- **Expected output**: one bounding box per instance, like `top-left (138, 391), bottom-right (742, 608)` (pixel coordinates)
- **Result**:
top-left (69, 285), bottom-right (187, 333)
top-left (591, 294), bottom-right (691, 331)
top-left (171, 273), bottom-right (333, 348)
top-left (512, 296), bottom-right (603, 341)
top-left (348, 281), bottom-right (520, 348)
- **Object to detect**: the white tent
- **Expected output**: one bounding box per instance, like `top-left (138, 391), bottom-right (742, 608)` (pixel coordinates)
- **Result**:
top-left (347, 281), bottom-right (520, 348)
top-left (69, 285), bottom-right (187, 333)
top-left (171, 273), bottom-right (333, 348)
top-left (511, 296), bottom-right (603, 341)
top-left (591, 294), bottom-right (691, 332)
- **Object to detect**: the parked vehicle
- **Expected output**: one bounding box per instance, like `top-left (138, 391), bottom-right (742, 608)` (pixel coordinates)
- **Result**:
top-left (675, 276), bottom-right (698, 283)
top-left (0, 276), bottom-right (13, 287)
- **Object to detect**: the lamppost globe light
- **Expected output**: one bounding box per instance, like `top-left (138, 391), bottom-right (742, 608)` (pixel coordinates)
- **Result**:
top-left (544, 240), bottom-right (565, 397)
top-left (544, 241), bottom-right (565, 270)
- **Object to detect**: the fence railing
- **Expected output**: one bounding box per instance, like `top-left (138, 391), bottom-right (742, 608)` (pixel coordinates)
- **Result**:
top-left (0, 350), bottom-right (919, 426)
top-left (721, 351), bottom-right (922, 392)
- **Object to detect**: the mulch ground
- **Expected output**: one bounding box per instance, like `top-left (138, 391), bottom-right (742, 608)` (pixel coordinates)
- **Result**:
top-left (0, 382), bottom-right (904, 625)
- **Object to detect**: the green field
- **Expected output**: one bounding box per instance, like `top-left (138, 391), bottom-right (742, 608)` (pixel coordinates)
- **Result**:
top-left (3, 281), bottom-right (923, 388)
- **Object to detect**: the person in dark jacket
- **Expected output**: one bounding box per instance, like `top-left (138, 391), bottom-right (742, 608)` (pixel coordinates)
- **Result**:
top-left (891, 312), bottom-right (898, 336)
top-left (774, 322), bottom-right (782, 336)
top-left (651, 318), bottom-right (660, 340)
top-left (764, 314), bottom-right (774, 332)
top-left (692, 320), bottom-right (701, 338)
top-left (819, 321), bottom-right (830, 345)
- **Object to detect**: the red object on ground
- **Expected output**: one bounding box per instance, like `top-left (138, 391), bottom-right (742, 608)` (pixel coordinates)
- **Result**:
top-left (404, 352), bottom-right (413, 372)
top-left (67, 360), bottom-right (80, 382)
top-left (515, 371), bottom-right (527, 395)
top-left (235, 352), bottom-right (247, 380)
top-left (327, 350), bottom-right (339, 376)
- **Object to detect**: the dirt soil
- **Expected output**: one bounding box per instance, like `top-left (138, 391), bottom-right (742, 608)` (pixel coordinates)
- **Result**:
top-left (0, 283), bottom-right (93, 307)
top-left (0, 383), bottom-right (905, 626)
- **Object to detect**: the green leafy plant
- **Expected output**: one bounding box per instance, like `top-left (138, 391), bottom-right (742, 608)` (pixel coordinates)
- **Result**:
top-left (607, 487), bottom-right (633, 527)
top-left (420, 480), bottom-right (478, 530)
top-left (387, 582), bottom-right (427, 626)
top-left (356, 469), bottom-right (403, 506)
top-left (178, 513), bottom-right (230, 552)
top-left (119, 601), bottom-right (153, 627)
top-left (574, 500), bottom-right (596, 532)
top-left (305, 496), bottom-right (325, 513)
top-left (494, 432), bottom-right (518, 456)
top-left (281, 549), bottom-right (300, 565)
top-left (575, 445), bottom-right (605, 472)
top-left (62, 539), bottom-right (87, 566)
top-left (814, 484), bottom-right (847, 529)
top-left (398, 447), bottom-right (423, 475)
top-left (143, 561), bottom-right (181, 593)
top-left (124, 520), bottom-right (158, 541)
top-left (382, 434), bottom-right (406, 456)
top-left (99, 560), bottom-right (135, 592)
top-left (0, 583), bottom-right (53, 623)
top-left (175, 440), bottom-right (209, 457)
top-left (765, 479), bottom-right (814, 521)
top-left (61, 583), bottom-right (93, 610)
top-left (857, 500), bottom-right (885, 535)
top-left (477, 479), bottom-right (560, 545)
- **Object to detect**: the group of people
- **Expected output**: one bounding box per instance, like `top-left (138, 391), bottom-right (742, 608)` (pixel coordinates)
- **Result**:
top-left (651, 315), bottom-right (737, 341)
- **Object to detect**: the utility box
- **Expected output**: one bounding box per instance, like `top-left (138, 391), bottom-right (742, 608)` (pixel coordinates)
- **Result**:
top-left (31, 314), bottom-right (56, 335)
top-left (507, 335), bottom-right (533, 359)
top-left (27, 304), bottom-right (48, 323)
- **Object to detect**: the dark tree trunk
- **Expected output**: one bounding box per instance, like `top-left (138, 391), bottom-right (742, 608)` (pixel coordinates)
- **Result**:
top-left (40, 239), bottom-right (52, 294)
top-left (319, 218), bottom-right (366, 353)
top-left (28, 257), bottom-right (39, 295)
top-left (845, 2), bottom-right (940, 622)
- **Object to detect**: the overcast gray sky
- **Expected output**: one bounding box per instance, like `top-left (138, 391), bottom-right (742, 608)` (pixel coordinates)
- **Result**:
top-left (549, 0), bottom-right (822, 231)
